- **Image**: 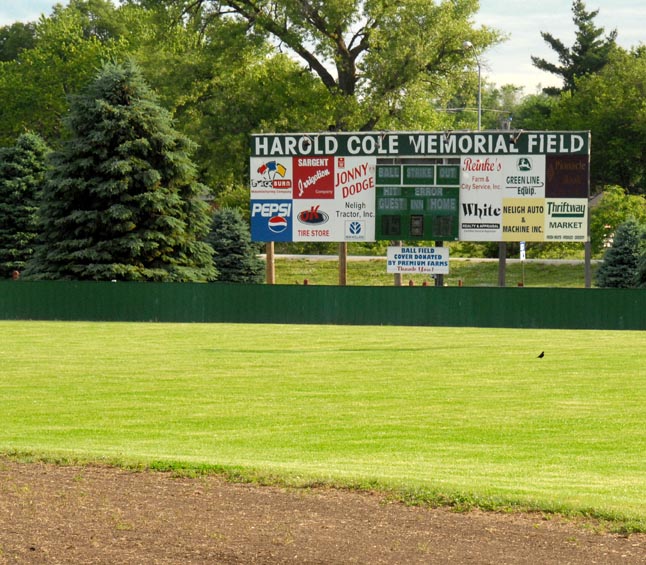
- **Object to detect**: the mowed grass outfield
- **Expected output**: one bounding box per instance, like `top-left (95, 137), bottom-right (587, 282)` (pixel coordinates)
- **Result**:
top-left (1, 321), bottom-right (644, 530)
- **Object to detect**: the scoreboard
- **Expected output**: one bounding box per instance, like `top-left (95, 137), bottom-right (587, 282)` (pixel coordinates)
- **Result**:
top-left (250, 131), bottom-right (590, 244)
top-left (375, 163), bottom-right (460, 240)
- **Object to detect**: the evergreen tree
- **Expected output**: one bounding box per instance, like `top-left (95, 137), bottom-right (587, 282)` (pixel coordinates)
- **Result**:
top-left (595, 219), bottom-right (645, 288)
top-left (24, 60), bottom-right (216, 281)
top-left (0, 132), bottom-right (50, 277)
top-left (637, 247), bottom-right (646, 289)
top-left (531, 0), bottom-right (617, 95)
top-left (206, 207), bottom-right (264, 283)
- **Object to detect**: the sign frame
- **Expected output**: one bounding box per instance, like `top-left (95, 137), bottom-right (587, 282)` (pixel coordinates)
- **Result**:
top-left (250, 131), bottom-right (590, 244)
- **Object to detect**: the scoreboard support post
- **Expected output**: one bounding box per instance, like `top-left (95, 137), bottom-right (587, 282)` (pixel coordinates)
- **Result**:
top-left (498, 242), bottom-right (507, 287)
top-left (393, 241), bottom-right (403, 286)
top-left (265, 242), bottom-right (275, 285)
top-left (339, 242), bottom-right (348, 286)
top-left (434, 240), bottom-right (444, 287)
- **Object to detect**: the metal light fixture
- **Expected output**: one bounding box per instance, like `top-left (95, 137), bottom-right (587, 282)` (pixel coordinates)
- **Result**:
top-left (462, 41), bottom-right (481, 131)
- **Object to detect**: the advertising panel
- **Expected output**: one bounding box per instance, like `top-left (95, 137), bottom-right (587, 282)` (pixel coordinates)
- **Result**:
top-left (502, 198), bottom-right (545, 241)
top-left (250, 200), bottom-right (293, 242)
top-left (293, 156), bottom-right (335, 199)
top-left (333, 156), bottom-right (376, 242)
top-left (251, 154), bottom-right (376, 242)
top-left (498, 155), bottom-right (547, 241)
top-left (459, 156), bottom-right (503, 241)
top-left (386, 246), bottom-right (449, 274)
top-left (544, 198), bottom-right (588, 241)
top-left (546, 155), bottom-right (588, 198)
top-left (250, 157), bottom-right (293, 199)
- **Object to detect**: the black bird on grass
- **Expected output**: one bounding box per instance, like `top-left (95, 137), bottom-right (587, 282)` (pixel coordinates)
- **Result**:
top-left (537, 351), bottom-right (545, 358)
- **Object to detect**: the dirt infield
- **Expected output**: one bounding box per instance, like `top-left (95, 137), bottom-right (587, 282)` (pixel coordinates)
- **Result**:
top-left (0, 459), bottom-right (644, 564)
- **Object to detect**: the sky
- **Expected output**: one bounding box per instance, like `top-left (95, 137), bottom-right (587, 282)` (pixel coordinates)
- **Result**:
top-left (475, 0), bottom-right (646, 92)
top-left (1, 0), bottom-right (644, 93)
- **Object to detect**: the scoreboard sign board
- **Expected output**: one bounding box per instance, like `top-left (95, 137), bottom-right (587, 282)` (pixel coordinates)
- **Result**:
top-left (376, 164), bottom-right (460, 241)
top-left (250, 131), bottom-right (590, 243)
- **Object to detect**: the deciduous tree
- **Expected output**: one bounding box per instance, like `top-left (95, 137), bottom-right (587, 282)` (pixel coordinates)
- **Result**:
top-left (589, 186), bottom-right (646, 255)
top-left (549, 47), bottom-right (646, 194)
top-left (148, 0), bottom-right (500, 131)
top-left (0, 22), bottom-right (36, 61)
top-left (0, 1), bottom-right (150, 145)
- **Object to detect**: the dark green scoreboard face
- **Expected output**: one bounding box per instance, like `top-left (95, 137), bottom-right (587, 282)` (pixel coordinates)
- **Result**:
top-left (375, 163), bottom-right (460, 241)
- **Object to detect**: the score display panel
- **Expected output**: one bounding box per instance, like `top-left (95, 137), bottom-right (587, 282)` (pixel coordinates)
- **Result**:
top-left (250, 131), bottom-right (591, 243)
top-left (375, 162), bottom-right (460, 241)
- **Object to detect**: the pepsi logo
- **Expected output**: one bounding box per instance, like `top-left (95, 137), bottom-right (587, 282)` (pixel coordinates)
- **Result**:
top-left (268, 216), bottom-right (288, 233)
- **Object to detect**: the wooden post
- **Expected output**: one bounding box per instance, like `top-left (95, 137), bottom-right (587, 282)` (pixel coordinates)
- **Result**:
top-left (265, 242), bottom-right (275, 285)
top-left (393, 240), bottom-right (402, 286)
top-left (338, 242), bottom-right (347, 286)
top-left (498, 242), bottom-right (507, 287)
top-left (585, 197), bottom-right (592, 288)
top-left (584, 241), bottom-right (592, 288)
top-left (434, 241), bottom-right (444, 287)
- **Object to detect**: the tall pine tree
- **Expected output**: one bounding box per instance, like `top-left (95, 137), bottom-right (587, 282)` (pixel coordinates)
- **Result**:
top-left (531, 0), bottom-right (617, 95)
top-left (206, 207), bottom-right (264, 283)
top-left (0, 132), bottom-right (50, 277)
top-left (595, 219), bottom-right (645, 288)
top-left (637, 247), bottom-right (646, 289)
top-left (25, 60), bottom-right (216, 281)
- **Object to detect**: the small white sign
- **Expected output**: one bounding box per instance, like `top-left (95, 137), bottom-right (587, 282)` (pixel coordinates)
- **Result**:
top-left (386, 246), bottom-right (449, 274)
top-left (520, 241), bottom-right (526, 261)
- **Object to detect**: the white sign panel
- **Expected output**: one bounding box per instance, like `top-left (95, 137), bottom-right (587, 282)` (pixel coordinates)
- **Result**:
top-left (544, 198), bottom-right (588, 241)
top-left (386, 246), bottom-right (449, 274)
top-left (250, 157), bottom-right (293, 199)
top-left (459, 156), bottom-right (503, 241)
top-left (292, 155), bottom-right (376, 242)
top-left (501, 155), bottom-right (546, 198)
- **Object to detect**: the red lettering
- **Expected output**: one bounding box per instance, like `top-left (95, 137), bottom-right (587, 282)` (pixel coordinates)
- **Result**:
top-left (462, 157), bottom-right (496, 172)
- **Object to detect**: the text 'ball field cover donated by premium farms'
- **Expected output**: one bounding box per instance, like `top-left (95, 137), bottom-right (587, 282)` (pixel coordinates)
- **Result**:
top-left (249, 131), bottom-right (590, 243)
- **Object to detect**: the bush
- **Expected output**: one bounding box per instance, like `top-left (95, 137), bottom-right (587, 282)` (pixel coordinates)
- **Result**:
top-left (595, 218), bottom-right (645, 288)
top-left (207, 207), bottom-right (264, 283)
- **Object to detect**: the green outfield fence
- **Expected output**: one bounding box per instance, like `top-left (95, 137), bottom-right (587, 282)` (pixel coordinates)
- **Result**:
top-left (1, 281), bottom-right (644, 329)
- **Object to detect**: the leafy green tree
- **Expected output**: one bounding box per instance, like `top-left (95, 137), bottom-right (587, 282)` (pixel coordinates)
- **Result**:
top-left (155, 0), bottom-right (500, 131)
top-left (86, 2), bottom-right (331, 195)
top-left (206, 207), bottom-right (264, 283)
top-left (24, 60), bottom-right (216, 282)
top-left (0, 1), bottom-right (152, 145)
top-left (636, 245), bottom-right (646, 288)
top-left (589, 186), bottom-right (646, 256)
top-left (0, 22), bottom-right (36, 61)
top-left (549, 47), bottom-right (646, 194)
top-left (0, 133), bottom-right (50, 277)
top-left (145, 32), bottom-right (332, 192)
top-left (0, 0), bottom-right (326, 198)
top-left (507, 92), bottom-right (560, 130)
top-left (531, 0), bottom-right (617, 95)
top-left (595, 218), bottom-right (645, 288)
top-left (62, 0), bottom-right (140, 41)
